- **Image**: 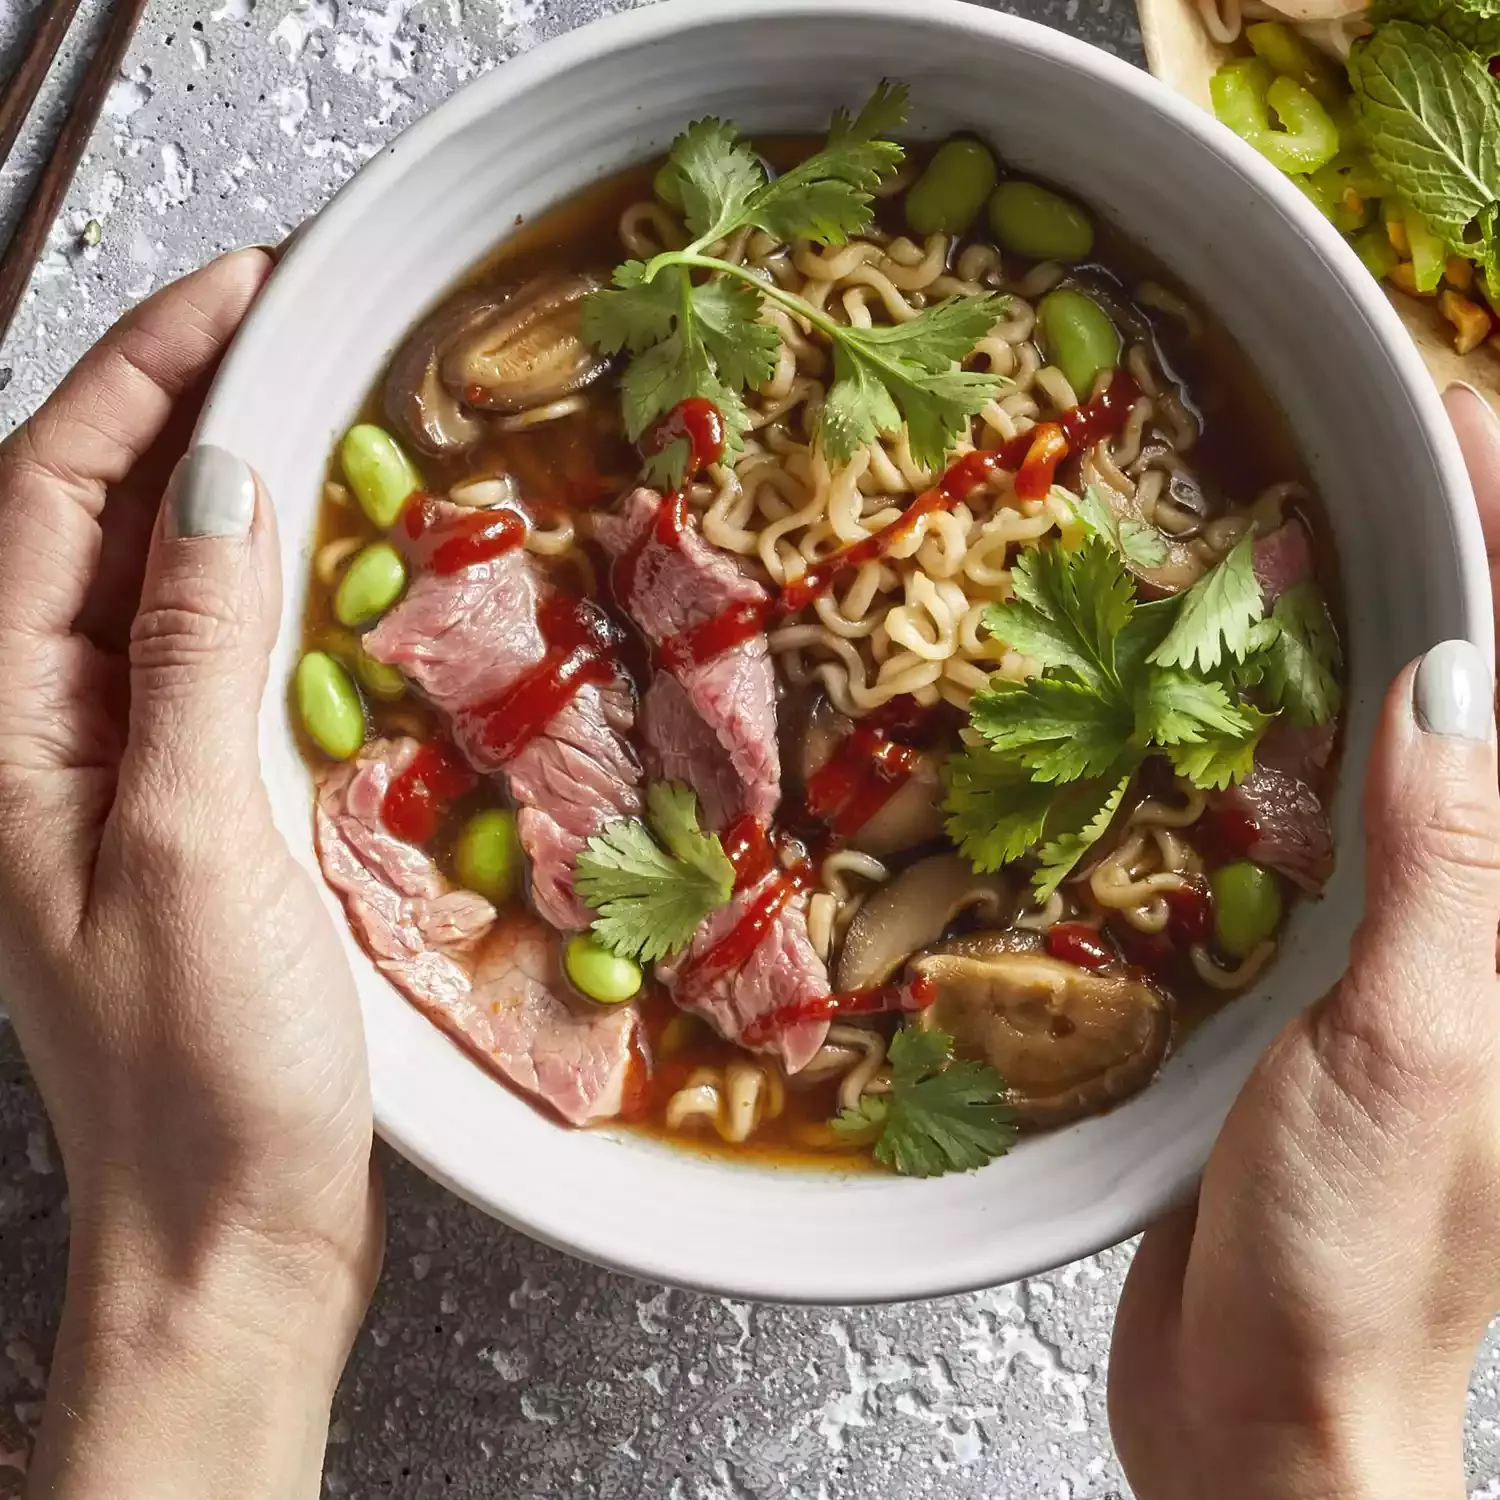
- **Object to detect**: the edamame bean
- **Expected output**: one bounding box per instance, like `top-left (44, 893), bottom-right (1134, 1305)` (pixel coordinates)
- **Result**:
top-left (456, 809), bottom-right (522, 905)
top-left (905, 138), bottom-right (998, 237)
top-left (654, 162), bottom-right (685, 210)
top-left (987, 181), bottom-right (1094, 262)
top-left (564, 934), bottom-right (643, 1005)
top-left (334, 541), bottom-right (408, 627)
top-left (1210, 860), bottom-right (1283, 958)
top-left (340, 424), bottom-right (422, 529)
top-left (295, 651), bottom-right (364, 760)
top-left (354, 650), bottom-right (407, 701)
top-left (1036, 289), bottom-right (1121, 402)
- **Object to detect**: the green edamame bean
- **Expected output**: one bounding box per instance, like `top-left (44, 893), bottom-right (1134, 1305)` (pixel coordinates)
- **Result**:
top-left (905, 138), bottom-right (998, 237)
top-left (987, 181), bottom-right (1095, 263)
top-left (456, 809), bottom-right (522, 905)
top-left (354, 650), bottom-right (407, 701)
top-left (340, 424), bottom-right (422, 529)
top-left (564, 934), bottom-right (643, 1005)
top-left (295, 651), bottom-right (364, 760)
top-left (334, 541), bottom-right (408, 627)
top-left (654, 161), bottom-right (685, 210)
top-left (1036, 289), bottom-right (1121, 401)
top-left (1210, 860), bottom-right (1283, 958)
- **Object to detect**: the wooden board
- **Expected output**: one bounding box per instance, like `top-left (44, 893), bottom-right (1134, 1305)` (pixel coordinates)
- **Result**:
top-left (1136, 0), bottom-right (1500, 398)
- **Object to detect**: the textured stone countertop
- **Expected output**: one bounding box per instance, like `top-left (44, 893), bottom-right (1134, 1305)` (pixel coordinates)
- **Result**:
top-left (1, 0), bottom-right (1500, 1493)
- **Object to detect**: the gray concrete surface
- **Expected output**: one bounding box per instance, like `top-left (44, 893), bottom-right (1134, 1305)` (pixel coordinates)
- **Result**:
top-left (1, 0), bottom-right (1500, 1493)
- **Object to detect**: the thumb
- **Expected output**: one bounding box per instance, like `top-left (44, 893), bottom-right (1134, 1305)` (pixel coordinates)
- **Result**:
top-left (1335, 640), bottom-right (1500, 1066)
top-left (118, 446), bottom-right (280, 839)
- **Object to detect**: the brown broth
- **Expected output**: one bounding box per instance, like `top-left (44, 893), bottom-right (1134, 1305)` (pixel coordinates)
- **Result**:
top-left (301, 141), bottom-right (1337, 1169)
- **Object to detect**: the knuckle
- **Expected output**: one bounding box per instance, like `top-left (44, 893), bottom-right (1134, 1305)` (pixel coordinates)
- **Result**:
top-left (1308, 971), bottom-right (1488, 1122)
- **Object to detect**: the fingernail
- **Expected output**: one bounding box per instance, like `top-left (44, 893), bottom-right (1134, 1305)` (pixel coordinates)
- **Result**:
top-left (164, 445), bottom-right (256, 539)
top-left (1414, 639), bottom-right (1493, 740)
top-left (1445, 381), bottom-right (1500, 427)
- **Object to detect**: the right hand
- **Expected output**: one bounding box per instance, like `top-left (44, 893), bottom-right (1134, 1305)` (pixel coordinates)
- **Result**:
top-left (0, 251), bottom-right (381, 1495)
top-left (1108, 384), bottom-right (1500, 1500)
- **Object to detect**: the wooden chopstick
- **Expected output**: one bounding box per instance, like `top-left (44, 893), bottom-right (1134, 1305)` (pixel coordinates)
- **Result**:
top-left (0, 0), bottom-right (153, 346)
top-left (0, 0), bottom-right (88, 171)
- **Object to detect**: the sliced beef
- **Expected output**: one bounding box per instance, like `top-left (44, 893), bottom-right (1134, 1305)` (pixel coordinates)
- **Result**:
top-left (1257, 719), bottom-right (1336, 783)
top-left (1253, 520), bottom-right (1313, 606)
top-left (364, 521), bottom-right (641, 932)
top-left (659, 871), bottom-right (830, 1073)
top-left (595, 488), bottom-right (779, 829)
top-left (1214, 764), bottom-right (1334, 895)
top-left (316, 738), bottom-right (638, 1125)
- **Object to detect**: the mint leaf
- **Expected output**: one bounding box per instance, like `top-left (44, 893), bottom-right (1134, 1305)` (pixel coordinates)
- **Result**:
top-left (1148, 536), bottom-right (1265, 674)
top-left (1368, 0), bottom-right (1500, 63)
top-left (832, 1025), bottom-right (1015, 1178)
top-left (1349, 22), bottom-right (1500, 280)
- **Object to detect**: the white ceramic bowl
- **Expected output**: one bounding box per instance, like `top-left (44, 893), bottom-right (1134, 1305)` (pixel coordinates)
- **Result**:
top-left (199, 0), bottom-right (1490, 1302)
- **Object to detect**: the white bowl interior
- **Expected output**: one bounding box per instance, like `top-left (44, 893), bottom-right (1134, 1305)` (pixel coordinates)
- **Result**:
top-left (199, 0), bottom-right (1487, 1301)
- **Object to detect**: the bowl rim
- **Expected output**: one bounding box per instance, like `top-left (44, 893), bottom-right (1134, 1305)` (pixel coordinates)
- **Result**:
top-left (200, 0), bottom-right (1491, 1301)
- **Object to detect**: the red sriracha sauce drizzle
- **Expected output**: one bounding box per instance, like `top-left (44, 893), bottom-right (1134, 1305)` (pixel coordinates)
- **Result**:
top-left (648, 395), bottom-right (728, 476)
top-left (720, 812), bottom-right (775, 892)
top-left (652, 371), bottom-right (1142, 675)
top-left (1045, 922), bottom-right (1113, 971)
top-left (401, 492), bottom-right (528, 574)
top-left (382, 740), bottom-right (476, 843)
top-left (469, 597), bottom-right (623, 763)
top-left (742, 973), bottom-right (937, 1047)
top-left (797, 696), bottom-right (935, 841)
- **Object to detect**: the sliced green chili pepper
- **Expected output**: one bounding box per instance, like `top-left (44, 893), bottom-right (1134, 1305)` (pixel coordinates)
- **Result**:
top-left (1211, 60), bottom-right (1339, 178)
top-left (1245, 21), bottom-right (1346, 108)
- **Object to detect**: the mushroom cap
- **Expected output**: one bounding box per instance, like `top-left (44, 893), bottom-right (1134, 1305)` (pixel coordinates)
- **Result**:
top-left (440, 273), bottom-right (610, 414)
top-left (911, 946), bottom-right (1169, 1126)
top-left (383, 290), bottom-right (498, 455)
top-left (798, 696), bottom-right (946, 855)
top-left (836, 854), bottom-right (1013, 992)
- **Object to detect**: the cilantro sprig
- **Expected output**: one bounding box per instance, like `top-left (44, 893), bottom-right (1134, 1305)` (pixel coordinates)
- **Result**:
top-left (581, 85), bottom-right (1009, 488)
top-left (574, 783), bottom-right (735, 962)
top-left (832, 1026), bottom-right (1016, 1177)
top-left (945, 527), bottom-right (1341, 898)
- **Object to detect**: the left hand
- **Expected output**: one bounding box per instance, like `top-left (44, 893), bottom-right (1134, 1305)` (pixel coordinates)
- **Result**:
top-left (0, 251), bottom-right (381, 1497)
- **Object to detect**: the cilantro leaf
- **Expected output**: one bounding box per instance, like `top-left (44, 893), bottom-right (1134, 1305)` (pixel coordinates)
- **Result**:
top-left (1134, 666), bottom-right (1259, 746)
top-left (669, 117), bottom-right (768, 245)
top-left (942, 743), bottom-right (1059, 872)
top-left (575, 784), bottom-right (735, 962)
top-left (985, 535), bottom-right (1134, 693)
top-left (967, 675), bottom-right (1135, 782)
top-left (1074, 484), bottom-right (1170, 569)
top-left (1148, 536), bottom-right (1265, 675)
top-left (1257, 582), bottom-right (1344, 727)
top-left (1369, 0), bottom-right (1500, 57)
top-left (820, 295), bottom-right (1008, 468)
top-left (832, 1026), bottom-right (1015, 1178)
top-left (1033, 765), bottom-right (1137, 901)
top-left (746, 82), bottom-right (908, 246)
top-left (1349, 22), bottom-right (1500, 281)
top-left (1165, 707), bottom-right (1273, 790)
top-left (646, 781), bottom-right (737, 890)
top-left (598, 266), bottom-right (772, 487)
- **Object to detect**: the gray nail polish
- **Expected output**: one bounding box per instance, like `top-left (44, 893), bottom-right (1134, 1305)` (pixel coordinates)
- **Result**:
top-left (1414, 638), bottom-right (1493, 740)
top-left (165, 445), bottom-right (256, 539)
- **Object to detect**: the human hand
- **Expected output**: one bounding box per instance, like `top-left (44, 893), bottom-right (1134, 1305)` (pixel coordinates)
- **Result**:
top-left (1108, 384), bottom-right (1500, 1500)
top-left (0, 251), bottom-right (381, 1497)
